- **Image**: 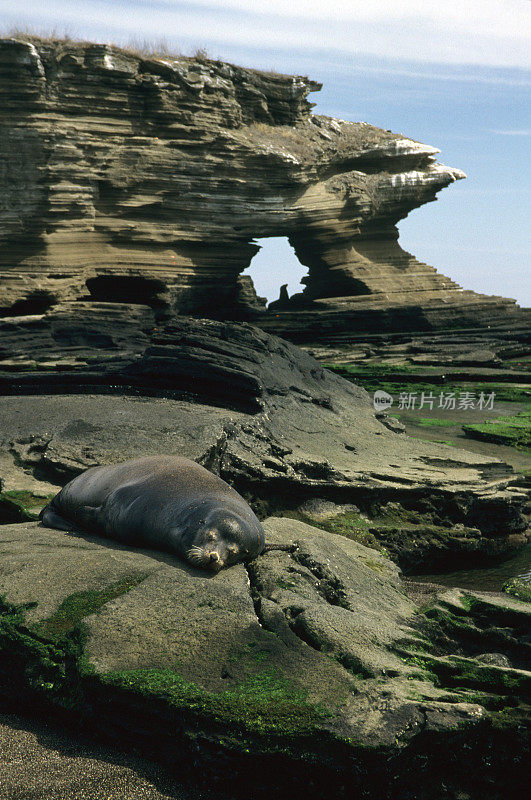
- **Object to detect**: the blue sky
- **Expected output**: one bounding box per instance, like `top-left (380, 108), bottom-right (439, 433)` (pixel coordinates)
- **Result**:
top-left (2, 0), bottom-right (529, 306)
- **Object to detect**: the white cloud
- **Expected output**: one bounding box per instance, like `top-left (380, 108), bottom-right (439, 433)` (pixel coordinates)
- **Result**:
top-left (1, 0), bottom-right (530, 69)
top-left (313, 60), bottom-right (531, 88)
top-left (155, 0), bottom-right (529, 41)
top-left (488, 129), bottom-right (531, 136)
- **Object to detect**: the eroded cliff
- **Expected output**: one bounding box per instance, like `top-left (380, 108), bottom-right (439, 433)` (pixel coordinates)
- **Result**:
top-left (0, 36), bottom-right (522, 336)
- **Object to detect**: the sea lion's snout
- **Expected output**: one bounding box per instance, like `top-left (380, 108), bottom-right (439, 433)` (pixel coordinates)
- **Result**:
top-left (186, 545), bottom-right (225, 571)
top-left (208, 551), bottom-right (223, 571)
top-left (185, 508), bottom-right (263, 572)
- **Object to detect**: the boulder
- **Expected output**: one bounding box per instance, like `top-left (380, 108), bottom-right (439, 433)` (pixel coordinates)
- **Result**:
top-left (0, 518), bottom-right (528, 798)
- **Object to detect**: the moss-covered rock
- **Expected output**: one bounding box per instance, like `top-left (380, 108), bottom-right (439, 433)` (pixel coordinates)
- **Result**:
top-left (0, 520), bottom-right (529, 799)
top-left (503, 578), bottom-right (531, 603)
top-left (279, 500), bottom-right (522, 573)
top-left (0, 490), bottom-right (54, 523)
top-left (463, 412), bottom-right (531, 451)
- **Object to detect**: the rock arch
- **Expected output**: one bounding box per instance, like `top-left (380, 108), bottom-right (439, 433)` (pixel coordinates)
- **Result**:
top-left (0, 38), bottom-right (521, 337)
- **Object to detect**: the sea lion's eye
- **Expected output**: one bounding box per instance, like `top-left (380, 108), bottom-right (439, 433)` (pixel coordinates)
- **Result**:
top-left (228, 544), bottom-right (238, 555)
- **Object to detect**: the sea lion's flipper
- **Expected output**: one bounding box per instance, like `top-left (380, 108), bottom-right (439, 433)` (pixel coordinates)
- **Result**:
top-left (40, 502), bottom-right (102, 534)
top-left (40, 505), bottom-right (79, 533)
top-left (71, 504), bottom-right (104, 532)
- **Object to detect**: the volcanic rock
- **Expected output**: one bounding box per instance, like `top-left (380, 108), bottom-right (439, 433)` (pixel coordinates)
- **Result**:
top-left (0, 317), bottom-right (527, 566)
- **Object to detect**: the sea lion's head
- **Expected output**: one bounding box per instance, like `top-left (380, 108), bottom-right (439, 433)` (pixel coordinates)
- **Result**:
top-left (185, 508), bottom-right (265, 572)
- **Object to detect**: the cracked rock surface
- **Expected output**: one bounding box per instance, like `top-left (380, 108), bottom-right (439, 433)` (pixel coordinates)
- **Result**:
top-left (248, 518), bottom-right (413, 678)
top-left (0, 518), bottom-right (529, 798)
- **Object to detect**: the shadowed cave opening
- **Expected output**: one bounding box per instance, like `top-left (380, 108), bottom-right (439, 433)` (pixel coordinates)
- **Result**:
top-left (0, 291), bottom-right (56, 318)
top-left (243, 237), bottom-right (308, 308)
top-left (85, 275), bottom-right (166, 307)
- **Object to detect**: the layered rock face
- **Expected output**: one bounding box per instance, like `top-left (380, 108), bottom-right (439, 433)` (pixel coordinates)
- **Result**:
top-left (0, 36), bottom-right (523, 335)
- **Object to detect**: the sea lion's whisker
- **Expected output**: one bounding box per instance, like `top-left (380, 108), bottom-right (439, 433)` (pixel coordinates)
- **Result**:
top-left (187, 547), bottom-right (209, 565)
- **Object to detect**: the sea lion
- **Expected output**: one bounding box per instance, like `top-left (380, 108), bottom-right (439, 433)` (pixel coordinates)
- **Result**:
top-left (40, 455), bottom-right (268, 572)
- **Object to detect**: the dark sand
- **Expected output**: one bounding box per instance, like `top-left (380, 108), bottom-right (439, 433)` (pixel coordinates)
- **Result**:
top-left (0, 712), bottom-right (222, 800)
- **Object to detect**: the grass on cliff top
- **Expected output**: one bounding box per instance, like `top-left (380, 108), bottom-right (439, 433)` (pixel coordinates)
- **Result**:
top-left (4, 29), bottom-right (294, 77)
top-left (462, 411), bottom-right (531, 452)
top-left (5, 30), bottom-right (303, 84)
top-left (4, 28), bottom-right (213, 63)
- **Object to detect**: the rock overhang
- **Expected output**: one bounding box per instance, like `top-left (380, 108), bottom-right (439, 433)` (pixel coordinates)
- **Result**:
top-left (1, 34), bottom-right (520, 337)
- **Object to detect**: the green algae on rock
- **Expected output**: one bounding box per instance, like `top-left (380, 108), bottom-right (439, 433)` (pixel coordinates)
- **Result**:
top-left (463, 411), bottom-right (531, 452)
top-left (0, 490), bottom-right (55, 523)
top-left (33, 576), bottom-right (149, 641)
top-left (102, 666), bottom-right (332, 739)
top-left (502, 578), bottom-right (531, 603)
top-left (277, 500), bottom-right (527, 574)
